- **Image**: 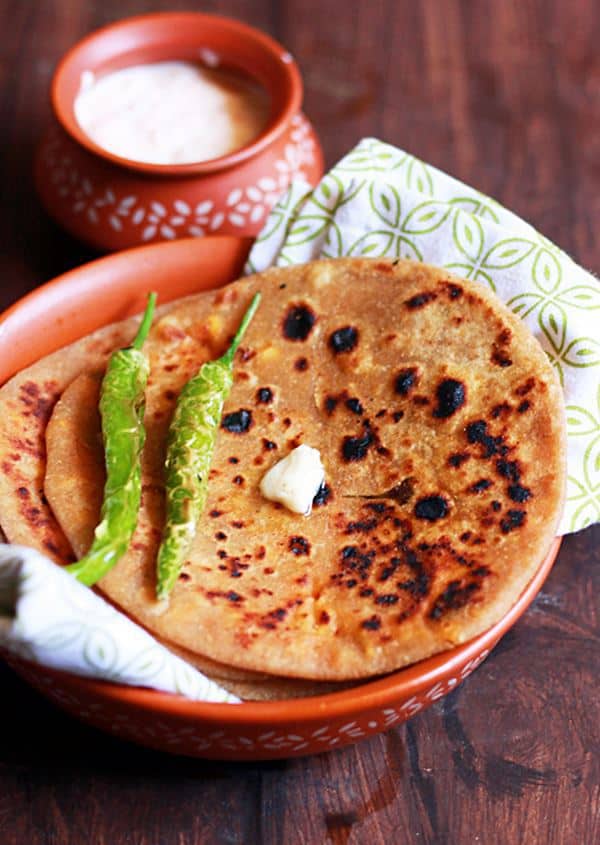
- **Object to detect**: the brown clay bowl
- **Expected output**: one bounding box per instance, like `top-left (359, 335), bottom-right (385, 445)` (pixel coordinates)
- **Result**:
top-left (0, 237), bottom-right (561, 759)
top-left (34, 13), bottom-right (324, 251)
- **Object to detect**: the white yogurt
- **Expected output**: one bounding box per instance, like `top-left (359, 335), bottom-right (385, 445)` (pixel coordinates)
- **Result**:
top-left (74, 60), bottom-right (271, 165)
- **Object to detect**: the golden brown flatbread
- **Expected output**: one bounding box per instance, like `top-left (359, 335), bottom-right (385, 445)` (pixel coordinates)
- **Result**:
top-left (0, 318), bottom-right (138, 561)
top-left (0, 259), bottom-right (566, 681)
top-left (42, 370), bottom-right (352, 696)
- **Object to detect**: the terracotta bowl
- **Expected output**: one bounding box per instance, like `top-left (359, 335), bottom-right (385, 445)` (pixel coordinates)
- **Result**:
top-left (34, 13), bottom-right (324, 251)
top-left (0, 238), bottom-right (561, 760)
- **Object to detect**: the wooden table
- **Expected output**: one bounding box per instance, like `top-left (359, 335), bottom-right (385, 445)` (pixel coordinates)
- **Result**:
top-left (1, 2), bottom-right (598, 843)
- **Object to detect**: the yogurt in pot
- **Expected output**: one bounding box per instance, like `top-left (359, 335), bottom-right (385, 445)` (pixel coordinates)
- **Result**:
top-left (74, 60), bottom-right (271, 165)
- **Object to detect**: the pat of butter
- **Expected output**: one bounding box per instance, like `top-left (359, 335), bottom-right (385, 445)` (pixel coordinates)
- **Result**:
top-left (260, 445), bottom-right (325, 516)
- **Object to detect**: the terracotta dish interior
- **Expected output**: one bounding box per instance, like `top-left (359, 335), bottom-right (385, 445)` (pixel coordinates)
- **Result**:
top-left (0, 237), bottom-right (561, 723)
top-left (52, 12), bottom-right (303, 175)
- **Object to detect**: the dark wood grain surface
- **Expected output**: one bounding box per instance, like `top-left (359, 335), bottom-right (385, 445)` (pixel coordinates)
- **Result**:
top-left (1, 1), bottom-right (598, 843)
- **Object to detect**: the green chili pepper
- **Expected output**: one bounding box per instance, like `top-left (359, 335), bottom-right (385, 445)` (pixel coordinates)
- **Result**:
top-left (156, 292), bottom-right (261, 600)
top-left (67, 293), bottom-right (157, 586)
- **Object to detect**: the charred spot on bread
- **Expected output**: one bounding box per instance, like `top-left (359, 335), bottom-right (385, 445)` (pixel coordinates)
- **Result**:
top-left (469, 478), bottom-right (493, 493)
top-left (405, 291), bottom-right (437, 309)
top-left (329, 326), bottom-right (358, 354)
top-left (341, 427), bottom-right (374, 462)
top-left (361, 615), bottom-right (382, 631)
top-left (221, 409), bottom-right (253, 434)
top-left (433, 379), bottom-right (466, 419)
top-left (508, 484), bottom-right (532, 503)
top-left (448, 452), bottom-right (470, 468)
top-left (466, 420), bottom-right (508, 458)
top-left (289, 536), bottom-right (311, 555)
top-left (313, 483), bottom-right (332, 507)
top-left (515, 377), bottom-right (535, 396)
top-left (345, 397), bottom-right (364, 415)
top-left (500, 509), bottom-right (526, 533)
top-left (491, 329), bottom-right (513, 367)
top-left (414, 496), bottom-right (449, 522)
top-left (496, 458), bottom-right (521, 482)
top-left (429, 576), bottom-right (486, 620)
top-left (283, 304), bottom-right (316, 341)
top-left (256, 387), bottom-right (273, 404)
top-left (394, 368), bottom-right (418, 396)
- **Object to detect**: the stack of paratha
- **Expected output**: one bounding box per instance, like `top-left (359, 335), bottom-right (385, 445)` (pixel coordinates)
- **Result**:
top-left (0, 259), bottom-right (566, 699)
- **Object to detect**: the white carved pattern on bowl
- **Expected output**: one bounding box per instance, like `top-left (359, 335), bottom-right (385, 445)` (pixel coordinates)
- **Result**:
top-left (7, 640), bottom-right (490, 755)
top-left (42, 115), bottom-right (316, 241)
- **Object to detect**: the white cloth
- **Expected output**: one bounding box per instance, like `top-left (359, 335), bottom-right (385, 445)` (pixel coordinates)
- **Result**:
top-left (0, 545), bottom-right (239, 703)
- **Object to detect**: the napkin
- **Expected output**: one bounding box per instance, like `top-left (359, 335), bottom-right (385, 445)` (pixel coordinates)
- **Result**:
top-left (246, 138), bottom-right (600, 535)
top-left (0, 545), bottom-right (239, 703)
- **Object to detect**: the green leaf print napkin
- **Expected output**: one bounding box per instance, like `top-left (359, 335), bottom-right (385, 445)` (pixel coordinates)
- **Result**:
top-left (246, 138), bottom-right (600, 534)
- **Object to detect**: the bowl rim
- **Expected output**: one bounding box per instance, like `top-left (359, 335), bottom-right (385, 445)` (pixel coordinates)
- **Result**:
top-left (51, 11), bottom-right (303, 176)
top-left (0, 236), bottom-right (562, 722)
top-left (11, 537), bottom-right (561, 723)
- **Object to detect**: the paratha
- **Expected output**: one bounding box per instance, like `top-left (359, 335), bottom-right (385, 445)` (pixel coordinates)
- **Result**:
top-left (0, 259), bottom-right (566, 680)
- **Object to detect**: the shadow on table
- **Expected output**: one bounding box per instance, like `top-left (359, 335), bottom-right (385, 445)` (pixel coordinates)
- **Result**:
top-left (0, 662), bottom-right (286, 779)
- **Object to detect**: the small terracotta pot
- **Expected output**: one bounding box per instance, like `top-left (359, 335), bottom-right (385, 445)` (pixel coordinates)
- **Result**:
top-left (34, 12), bottom-right (324, 251)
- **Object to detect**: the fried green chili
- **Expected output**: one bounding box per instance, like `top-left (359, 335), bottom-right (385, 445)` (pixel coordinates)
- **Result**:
top-left (67, 293), bottom-right (157, 586)
top-left (156, 292), bottom-right (261, 600)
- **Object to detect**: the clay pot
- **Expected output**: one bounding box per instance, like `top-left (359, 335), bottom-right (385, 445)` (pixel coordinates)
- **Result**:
top-left (34, 12), bottom-right (323, 251)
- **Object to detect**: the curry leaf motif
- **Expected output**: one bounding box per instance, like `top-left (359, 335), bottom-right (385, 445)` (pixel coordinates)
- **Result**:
top-left (481, 238), bottom-right (536, 270)
top-left (566, 471), bottom-right (599, 531)
top-left (402, 201), bottom-right (451, 235)
top-left (562, 338), bottom-right (600, 368)
top-left (545, 352), bottom-right (565, 386)
top-left (584, 435), bottom-right (600, 491)
top-left (309, 174), bottom-right (340, 212)
top-left (321, 221), bottom-right (343, 258)
top-left (248, 210), bottom-right (286, 244)
top-left (449, 196), bottom-right (501, 223)
top-left (570, 492), bottom-right (600, 532)
top-left (565, 389), bottom-right (600, 528)
top-left (532, 248), bottom-right (562, 295)
top-left (557, 285), bottom-right (600, 310)
top-left (83, 628), bottom-right (118, 674)
top-left (123, 647), bottom-right (166, 681)
top-left (254, 184), bottom-right (311, 244)
top-left (31, 621), bottom-right (82, 651)
top-left (337, 142), bottom-right (406, 172)
top-left (445, 263), bottom-right (495, 291)
top-left (538, 300), bottom-right (568, 354)
top-left (444, 261), bottom-right (477, 278)
top-left (173, 660), bottom-right (200, 697)
top-left (452, 210), bottom-right (485, 263)
top-left (348, 230), bottom-right (395, 257)
top-left (395, 236), bottom-right (422, 261)
top-left (285, 215), bottom-right (331, 247)
top-left (565, 406), bottom-right (598, 436)
top-left (406, 158), bottom-right (434, 194)
top-left (310, 175), bottom-right (365, 214)
top-left (567, 475), bottom-right (588, 501)
top-left (369, 183), bottom-right (401, 228)
top-left (507, 292), bottom-right (544, 318)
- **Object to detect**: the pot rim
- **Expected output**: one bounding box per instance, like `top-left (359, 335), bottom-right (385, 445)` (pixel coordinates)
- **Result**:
top-left (51, 12), bottom-right (303, 177)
